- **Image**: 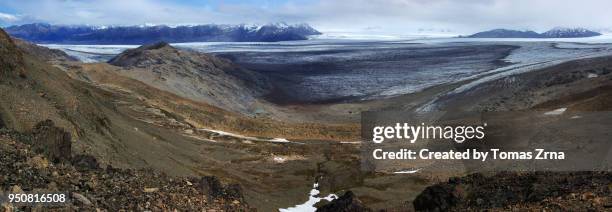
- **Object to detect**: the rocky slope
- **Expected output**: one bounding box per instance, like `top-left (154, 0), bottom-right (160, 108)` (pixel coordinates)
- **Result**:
top-left (0, 129), bottom-right (252, 211)
top-left (108, 41), bottom-right (271, 114)
top-left (0, 28), bottom-right (359, 210)
top-left (1, 31), bottom-right (254, 210)
top-left (4, 23), bottom-right (321, 44)
top-left (403, 49), bottom-right (612, 211)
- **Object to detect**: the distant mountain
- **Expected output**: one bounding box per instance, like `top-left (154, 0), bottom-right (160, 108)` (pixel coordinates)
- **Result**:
top-left (466, 27), bottom-right (601, 38)
top-left (3, 23), bottom-right (321, 44)
top-left (541, 27), bottom-right (602, 38)
top-left (467, 29), bottom-right (542, 38)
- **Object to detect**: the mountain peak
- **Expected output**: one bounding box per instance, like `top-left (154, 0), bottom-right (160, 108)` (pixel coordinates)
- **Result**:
top-left (108, 41), bottom-right (177, 67)
top-left (542, 27), bottom-right (601, 38)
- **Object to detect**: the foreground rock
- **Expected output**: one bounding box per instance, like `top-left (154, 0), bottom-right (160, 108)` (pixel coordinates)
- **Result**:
top-left (413, 172), bottom-right (612, 211)
top-left (316, 191), bottom-right (372, 212)
top-left (29, 120), bottom-right (72, 163)
top-left (0, 131), bottom-right (253, 211)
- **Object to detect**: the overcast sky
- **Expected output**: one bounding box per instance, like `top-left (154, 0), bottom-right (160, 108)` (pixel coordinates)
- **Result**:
top-left (1, 0), bottom-right (611, 34)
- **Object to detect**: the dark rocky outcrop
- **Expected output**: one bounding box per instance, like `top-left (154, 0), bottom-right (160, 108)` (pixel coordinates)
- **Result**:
top-left (317, 160), bottom-right (365, 193)
top-left (413, 182), bottom-right (461, 211)
top-left (30, 120), bottom-right (72, 163)
top-left (71, 154), bottom-right (100, 171)
top-left (316, 191), bottom-right (372, 212)
top-left (413, 172), bottom-right (612, 211)
top-left (199, 176), bottom-right (244, 202)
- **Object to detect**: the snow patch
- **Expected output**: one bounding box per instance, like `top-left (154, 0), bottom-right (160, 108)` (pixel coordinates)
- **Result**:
top-left (198, 128), bottom-right (296, 144)
top-left (270, 138), bottom-right (290, 143)
top-left (273, 156), bottom-right (287, 163)
top-left (544, 108), bottom-right (567, 116)
top-left (393, 169), bottom-right (421, 174)
top-left (272, 155), bottom-right (305, 163)
top-left (279, 183), bottom-right (337, 212)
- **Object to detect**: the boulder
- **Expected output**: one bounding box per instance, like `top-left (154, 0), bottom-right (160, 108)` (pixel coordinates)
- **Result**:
top-left (413, 184), bottom-right (460, 212)
top-left (199, 176), bottom-right (224, 198)
top-left (72, 192), bottom-right (93, 206)
top-left (198, 176), bottom-right (244, 201)
top-left (71, 154), bottom-right (100, 171)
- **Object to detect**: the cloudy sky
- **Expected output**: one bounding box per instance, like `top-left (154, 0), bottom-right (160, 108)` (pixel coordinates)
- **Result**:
top-left (1, 0), bottom-right (611, 34)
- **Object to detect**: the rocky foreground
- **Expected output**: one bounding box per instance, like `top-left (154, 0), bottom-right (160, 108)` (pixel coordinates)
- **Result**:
top-left (313, 171), bottom-right (612, 211)
top-left (0, 123), bottom-right (252, 211)
top-left (413, 172), bottom-right (612, 211)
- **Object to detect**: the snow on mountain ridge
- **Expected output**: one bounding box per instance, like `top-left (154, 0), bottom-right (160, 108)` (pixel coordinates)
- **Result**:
top-left (542, 27), bottom-right (601, 38)
top-left (467, 27), bottom-right (602, 38)
top-left (5, 22), bottom-right (321, 44)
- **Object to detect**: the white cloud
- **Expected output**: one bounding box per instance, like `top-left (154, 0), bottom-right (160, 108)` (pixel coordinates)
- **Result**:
top-left (281, 0), bottom-right (612, 34)
top-left (3, 0), bottom-right (612, 34)
top-left (0, 12), bottom-right (19, 22)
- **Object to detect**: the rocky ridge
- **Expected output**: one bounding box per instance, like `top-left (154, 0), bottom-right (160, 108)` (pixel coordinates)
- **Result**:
top-left (108, 41), bottom-right (271, 114)
top-left (12, 38), bottom-right (77, 62)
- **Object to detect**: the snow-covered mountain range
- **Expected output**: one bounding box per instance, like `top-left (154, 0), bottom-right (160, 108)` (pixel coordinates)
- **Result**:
top-left (466, 27), bottom-right (602, 38)
top-left (3, 22), bottom-right (321, 44)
